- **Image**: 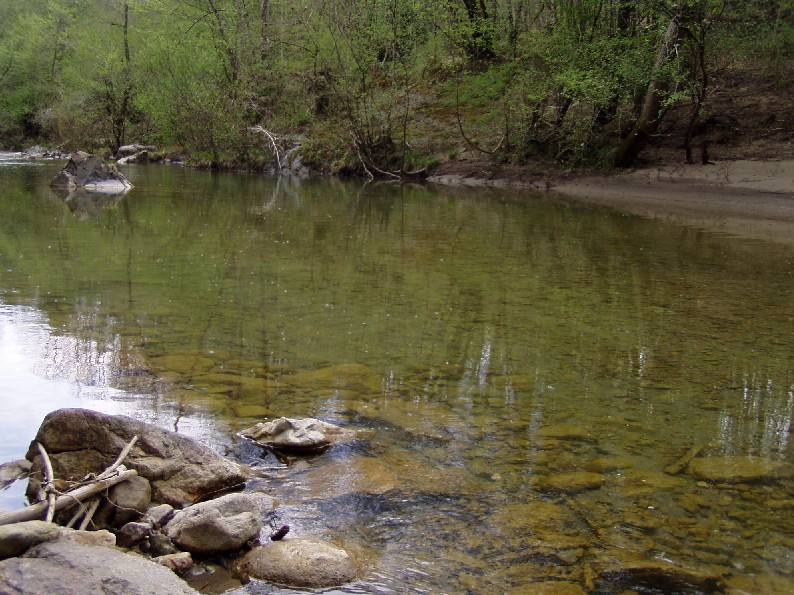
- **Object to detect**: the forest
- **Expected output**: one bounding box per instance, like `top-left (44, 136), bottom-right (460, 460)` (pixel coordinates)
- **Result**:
top-left (0, 1), bottom-right (790, 174)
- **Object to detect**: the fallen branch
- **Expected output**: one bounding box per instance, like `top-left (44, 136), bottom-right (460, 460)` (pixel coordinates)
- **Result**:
top-left (0, 435), bottom-right (140, 527)
top-left (0, 468), bottom-right (138, 526)
top-left (35, 443), bottom-right (57, 523)
top-left (78, 498), bottom-right (102, 531)
top-left (249, 126), bottom-right (284, 170)
top-left (98, 436), bottom-right (138, 480)
top-left (664, 440), bottom-right (721, 475)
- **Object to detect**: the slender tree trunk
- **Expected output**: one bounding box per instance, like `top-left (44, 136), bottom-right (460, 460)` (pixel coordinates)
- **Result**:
top-left (615, 13), bottom-right (681, 168)
top-left (260, 0), bottom-right (270, 59)
top-left (460, 0), bottom-right (496, 60)
top-left (208, 0), bottom-right (240, 83)
top-left (123, 2), bottom-right (130, 63)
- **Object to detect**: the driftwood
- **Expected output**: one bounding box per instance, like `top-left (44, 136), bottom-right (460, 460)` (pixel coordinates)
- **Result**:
top-left (0, 469), bottom-right (138, 526)
top-left (0, 435), bottom-right (139, 527)
top-left (36, 443), bottom-right (56, 523)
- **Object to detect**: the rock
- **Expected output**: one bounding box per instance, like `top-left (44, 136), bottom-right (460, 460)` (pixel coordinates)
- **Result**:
top-left (238, 538), bottom-right (357, 589)
top-left (117, 144), bottom-right (156, 158)
top-left (50, 152), bottom-right (132, 191)
top-left (93, 475), bottom-right (152, 529)
top-left (0, 540), bottom-right (199, 595)
top-left (164, 493), bottom-right (262, 554)
top-left (508, 582), bottom-right (586, 595)
top-left (156, 552), bottom-right (193, 576)
top-left (118, 151), bottom-right (150, 165)
top-left (537, 471), bottom-right (605, 494)
top-left (0, 521), bottom-right (60, 559)
top-left (240, 417), bottom-right (355, 454)
top-left (0, 460), bottom-right (31, 489)
top-left (282, 363), bottom-right (383, 394)
top-left (57, 528), bottom-right (116, 548)
top-left (116, 521), bottom-right (152, 549)
top-left (144, 503), bottom-right (176, 528)
top-left (594, 555), bottom-right (724, 593)
top-left (536, 424), bottom-right (595, 442)
top-left (149, 532), bottom-right (180, 557)
top-left (24, 145), bottom-right (69, 160)
top-left (687, 456), bottom-right (793, 483)
top-left (26, 408), bottom-right (248, 508)
top-left (725, 573), bottom-right (794, 594)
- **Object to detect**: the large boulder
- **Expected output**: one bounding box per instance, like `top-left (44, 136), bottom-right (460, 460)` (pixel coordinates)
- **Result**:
top-left (238, 538), bottom-right (358, 588)
top-left (0, 540), bottom-right (199, 595)
top-left (26, 409), bottom-right (248, 508)
top-left (240, 417), bottom-right (355, 454)
top-left (50, 151), bottom-right (132, 191)
top-left (164, 493), bottom-right (262, 554)
top-left (92, 475), bottom-right (152, 529)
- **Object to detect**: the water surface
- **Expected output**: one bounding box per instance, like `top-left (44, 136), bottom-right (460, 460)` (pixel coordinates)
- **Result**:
top-left (0, 153), bottom-right (792, 593)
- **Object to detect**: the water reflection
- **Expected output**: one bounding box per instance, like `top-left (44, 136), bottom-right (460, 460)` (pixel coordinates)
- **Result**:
top-left (0, 303), bottom-right (231, 510)
top-left (0, 159), bottom-right (792, 592)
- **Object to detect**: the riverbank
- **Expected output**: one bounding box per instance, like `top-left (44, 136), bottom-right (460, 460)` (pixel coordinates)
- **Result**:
top-left (429, 158), bottom-right (794, 245)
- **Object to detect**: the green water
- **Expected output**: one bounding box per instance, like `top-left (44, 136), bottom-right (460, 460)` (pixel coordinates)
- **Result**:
top-left (1, 154), bottom-right (792, 593)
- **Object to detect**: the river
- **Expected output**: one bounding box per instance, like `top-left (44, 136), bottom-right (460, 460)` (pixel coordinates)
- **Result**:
top-left (0, 152), bottom-right (792, 593)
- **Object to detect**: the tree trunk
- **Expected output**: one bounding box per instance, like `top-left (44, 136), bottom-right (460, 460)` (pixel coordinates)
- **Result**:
top-left (614, 14), bottom-right (681, 168)
top-left (460, 0), bottom-right (496, 60)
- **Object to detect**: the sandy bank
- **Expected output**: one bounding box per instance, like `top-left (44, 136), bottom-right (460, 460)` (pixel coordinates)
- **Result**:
top-left (431, 159), bottom-right (794, 245)
top-left (552, 160), bottom-right (794, 244)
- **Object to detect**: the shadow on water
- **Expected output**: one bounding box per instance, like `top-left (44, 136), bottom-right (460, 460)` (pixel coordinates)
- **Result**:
top-left (0, 156), bottom-right (792, 593)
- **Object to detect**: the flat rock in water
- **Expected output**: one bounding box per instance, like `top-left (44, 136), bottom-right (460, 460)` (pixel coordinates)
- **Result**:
top-left (238, 538), bottom-right (357, 589)
top-left (26, 408), bottom-right (248, 507)
top-left (50, 151), bottom-right (131, 191)
top-left (687, 456), bottom-right (792, 483)
top-left (0, 540), bottom-right (199, 595)
top-left (240, 417), bottom-right (355, 453)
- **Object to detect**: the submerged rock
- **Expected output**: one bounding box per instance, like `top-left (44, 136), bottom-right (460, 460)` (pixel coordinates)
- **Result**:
top-left (238, 537), bottom-right (358, 588)
top-left (536, 471), bottom-right (605, 494)
top-left (164, 493), bottom-right (262, 554)
top-left (50, 151), bottom-right (131, 191)
top-left (240, 417), bottom-right (355, 454)
top-left (593, 552), bottom-right (725, 593)
top-left (26, 408), bottom-right (248, 508)
top-left (687, 456), bottom-right (793, 484)
top-left (507, 581), bottom-right (586, 594)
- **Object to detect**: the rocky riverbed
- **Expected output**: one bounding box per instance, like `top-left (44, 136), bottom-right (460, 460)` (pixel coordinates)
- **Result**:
top-left (0, 409), bottom-right (364, 594)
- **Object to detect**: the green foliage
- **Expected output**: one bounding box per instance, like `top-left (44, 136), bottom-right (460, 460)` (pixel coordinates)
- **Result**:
top-left (0, 0), bottom-right (789, 167)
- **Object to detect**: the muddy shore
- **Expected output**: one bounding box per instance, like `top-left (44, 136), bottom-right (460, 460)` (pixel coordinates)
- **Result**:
top-left (429, 159), bottom-right (794, 245)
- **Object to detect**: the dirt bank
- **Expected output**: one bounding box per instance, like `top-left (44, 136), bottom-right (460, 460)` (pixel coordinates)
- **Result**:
top-left (552, 160), bottom-right (794, 245)
top-left (429, 159), bottom-right (794, 245)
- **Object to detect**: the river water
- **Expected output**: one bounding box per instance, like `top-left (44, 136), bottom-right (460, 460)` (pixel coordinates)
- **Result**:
top-left (0, 153), bottom-right (792, 593)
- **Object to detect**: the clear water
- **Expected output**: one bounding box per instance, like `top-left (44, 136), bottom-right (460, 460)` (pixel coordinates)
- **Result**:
top-left (0, 153), bottom-right (792, 593)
